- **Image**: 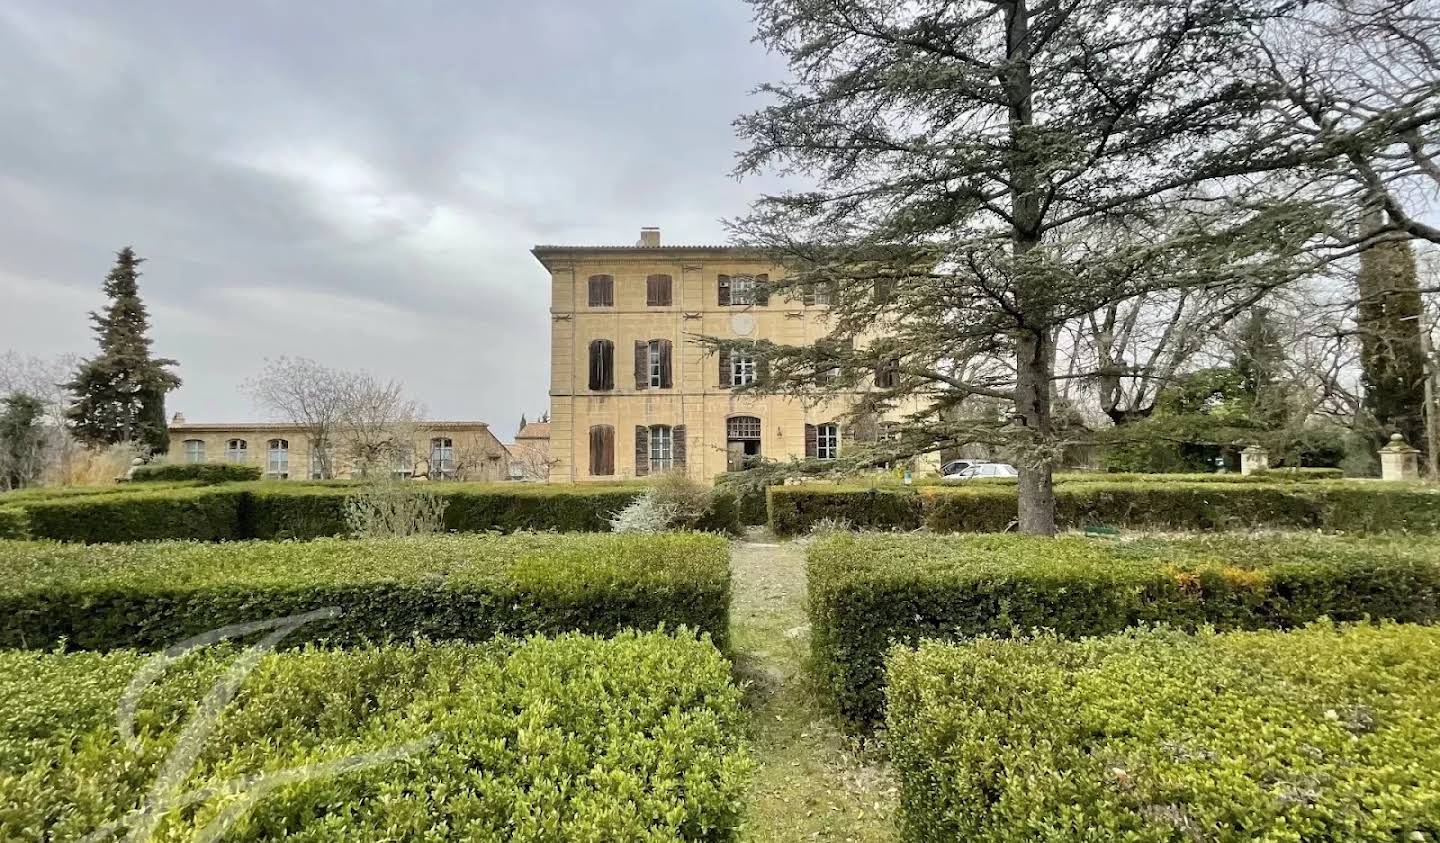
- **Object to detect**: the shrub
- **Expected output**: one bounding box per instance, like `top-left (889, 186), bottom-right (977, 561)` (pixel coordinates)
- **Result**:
top-left (808, 532), bottom-right (1440, 726)
top-left (768, 485), bottom-right (924, 535)
top-left (887, 622), bottom-right (1440, 842)
top-left (19, 488), bottom-right (247, 543)
top-left (0, 507), bottom-right (26, 539)
top-left (1, 631), bottom-right (751, 842)
top-left (343, 481), bottom-right (449, 538)
top-left (0, 532), bottom-right (732, 650)
top-left (610, 492), bottom-right (681, 533)
top-left (130, 462), bottom-right (262, 483)
top-left (775, 480), bottom-right (1440, 536)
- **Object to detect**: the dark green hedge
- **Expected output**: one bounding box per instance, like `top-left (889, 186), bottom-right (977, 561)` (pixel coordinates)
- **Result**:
top-left (809, 533), bottom-right (1440, 726)
top-left (19, 488), bottom-right (248, 543)
top-left (4, 481), bottom-right (741, 543)
top-left (0, 507), bottom-right (25, 540)
top-left (770, 481), bottom-right (1440, 535)
top-left (130, 462), bottom-right (262, 483)
top-left (0, 532), bottom-right (731, 650)
top-left (887, 623), bottom-right (1440, 841)
top-left (2, 631), bottom-right (750, 841)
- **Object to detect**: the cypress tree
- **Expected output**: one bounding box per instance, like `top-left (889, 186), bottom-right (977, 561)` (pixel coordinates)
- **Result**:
top-left (1356, 207), bottom-right (1427, 451)
top-left (64, 247), bottom-right (181, 454)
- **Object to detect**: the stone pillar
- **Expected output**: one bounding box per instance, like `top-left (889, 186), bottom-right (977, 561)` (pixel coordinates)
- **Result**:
top-left (1380, 434), bottom-right (1421, 482)
top-left (1240, 445), bottom-right (1269, 476)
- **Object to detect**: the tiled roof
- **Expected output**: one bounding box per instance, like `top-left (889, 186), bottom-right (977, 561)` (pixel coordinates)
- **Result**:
top-left (516, 422), bottom-right (551, 440)
top-left (169, 420), bottom-right (491, 432)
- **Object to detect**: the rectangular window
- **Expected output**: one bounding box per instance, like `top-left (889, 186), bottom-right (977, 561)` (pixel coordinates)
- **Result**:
top-left (648, 340), bottom-right (664, 388)
top-left (589, 425), bottom-right (615, 476)
top-left (588, 339), bottom-right (614, 391)
top-left (392, 448), bottom-right (414, 480)
top-left (817, 423), bottom-right (840, 460)
top-left (813, 281), bottom-right (833, 306)
top-left (588, 274), bottom-right (614, 307)
top-left (646, 274), bottom-right (672, 306)
top-left (875, 358), bottom-right (901, 388)
top-left (430, 438), bottom-right (455, 477)
top-left (649, 425), bottom-right (674, 472)
top-left (731, 353), bottom-right (757, 386)
top-left (183, 439), bottom-right (205, 464)
top-left (730, 275), bottom-right (757, 305)
top-left (309, 445), bottom-right (330, 480)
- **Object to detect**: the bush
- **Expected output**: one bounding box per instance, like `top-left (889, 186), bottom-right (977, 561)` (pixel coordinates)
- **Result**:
top-left (887, 622), bottom-right (1440, 842)
top-left (0, 507), bottom-right (26, 539)
top-left (343, 481), bottom-right (450, 537)
top-left (808, 532), bottom-right (1440, 726)
top-left (19, 488), bottom-right (247, 543)
top-left (1, 631), bottom-right (751, 841)
top-left (768, 485), bottom-right (924, 535)
top-left (130, 462), bottom-right (262, 483)
top-left (773, 480), bottom-right (1440, 536)
top-left (0, 532), bottom-right (732, 650)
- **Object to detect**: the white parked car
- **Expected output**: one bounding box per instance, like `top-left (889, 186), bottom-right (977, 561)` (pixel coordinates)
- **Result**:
top-left (943, 463), bottom-right (1019, 482)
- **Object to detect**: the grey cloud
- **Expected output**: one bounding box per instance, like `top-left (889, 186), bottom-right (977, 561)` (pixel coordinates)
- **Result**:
top-left (0, 1), bottom-right (786, 435)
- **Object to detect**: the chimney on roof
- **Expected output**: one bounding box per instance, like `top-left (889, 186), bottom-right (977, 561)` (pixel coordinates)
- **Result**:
top-left (637, 227), bottom-right (660, 248)
top-left (171, 412), bottom-right (187, 425)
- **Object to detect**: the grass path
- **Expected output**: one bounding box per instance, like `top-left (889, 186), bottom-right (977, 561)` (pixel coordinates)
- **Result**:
top-left (730, 532), bottom-right (898, 842)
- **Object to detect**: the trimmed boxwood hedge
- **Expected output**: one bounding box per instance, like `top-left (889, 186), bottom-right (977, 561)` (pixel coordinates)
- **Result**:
top-left (809, 533), bottom-right (1440, 726)
top-left (0, 507), bottom-right (25, 540)
top-left (887, 622), bottom-right (1440, 842)
top-left (130, 462), bottom-right (262, 483)
top-left (0, 532), bottom-right (731, 650)
top-left (19, 488), bottom-right (248, 543)
top-left (770, 481), bottom-right (1440, 535)
top-left (3, 481), bottom-right (741, 543)
top-left (1, 631), bottom-right (750, 842)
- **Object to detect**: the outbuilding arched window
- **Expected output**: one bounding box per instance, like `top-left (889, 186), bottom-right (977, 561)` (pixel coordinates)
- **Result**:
top-left (430, 437), bottom-right (455, 477)
top-left (182, 439), bottom-right (205, 464)
top-left (225, 439), bottom-right (248, 463)
top-left (266, 439), bottom-right (289, 479)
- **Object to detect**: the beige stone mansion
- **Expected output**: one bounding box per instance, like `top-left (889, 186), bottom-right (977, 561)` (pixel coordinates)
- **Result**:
top-left (533, 227), bottom-right (913, 483)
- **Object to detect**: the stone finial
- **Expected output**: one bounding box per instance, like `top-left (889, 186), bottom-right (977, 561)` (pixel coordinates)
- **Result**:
top-left (1380, 433), bottom-right (1421, 481)
top-left (1240, 445), bottom-right (1269, 476)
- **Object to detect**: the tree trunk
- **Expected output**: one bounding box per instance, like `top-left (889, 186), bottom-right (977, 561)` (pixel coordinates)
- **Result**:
top-left (1005, 0), bottom-right (1057, 535)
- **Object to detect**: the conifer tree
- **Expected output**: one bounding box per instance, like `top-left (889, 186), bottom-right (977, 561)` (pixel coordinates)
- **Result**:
top-left (64, 248), bottom-right (180, 454)
top-left (1356, 207), bottom-right (1428, 451)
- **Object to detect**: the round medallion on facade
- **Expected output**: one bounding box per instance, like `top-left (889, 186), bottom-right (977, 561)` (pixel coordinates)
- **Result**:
top-left (730, 313), bottom-right (756, 337)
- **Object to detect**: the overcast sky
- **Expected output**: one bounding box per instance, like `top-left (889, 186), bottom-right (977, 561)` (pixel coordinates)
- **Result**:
top-left (0, 2), bottom-right (786, 441)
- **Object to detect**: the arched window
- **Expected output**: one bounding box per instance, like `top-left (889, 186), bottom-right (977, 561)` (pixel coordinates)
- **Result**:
top-left (266, 439), bottom-right (289, 479)
top-left (726, 415), bottom-right (762, 471)
top-left (182, 439), bottom-right (205, 464)
top-left (430, 437), bottom-right (455, 478)
top-left (225, 439), bottom-right (248, 463)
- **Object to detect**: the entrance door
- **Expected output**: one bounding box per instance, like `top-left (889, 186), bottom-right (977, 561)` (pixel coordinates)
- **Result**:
top-left (726, 416), bottom-right (762, 471)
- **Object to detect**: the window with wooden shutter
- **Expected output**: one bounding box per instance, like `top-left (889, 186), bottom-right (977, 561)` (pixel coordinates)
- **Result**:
top-left (874, 278), bottom-right (894, 306)
top-left (717, 348), bottom-right (732, 389)
top-left (648, 425), bottom-right (674, 472)
top-left (658, 340), bottom-right (673, 389)
top-left (717, 274), bottom-right (731, 306)
top-left (646, 274), bottom-right (672, 306)
top-left (588, 274), bottom-right (614, 307)
top-left (757, 353), bottom-right (771, 386)
top-left (805, 424), bottom-right (818, 458)
top-left (634, 340), bottom-right (649, 389)
top-left (589, 425), bottom-right (614, 476)
top-left (875, 358), bottom-right (900, 388)
top-left (755, 273), bottom-right (770, 306)
top-left (588, 339), bottom-right (614, 391)
top-left (673, 425), bottom-right (687, 470)
top-left (634, 426), bottom-right (649, 476)
top-left (816, 423), bottom-right (840, 460)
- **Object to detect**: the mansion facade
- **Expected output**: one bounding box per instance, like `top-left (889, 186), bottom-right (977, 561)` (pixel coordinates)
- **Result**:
top-left (533, 227), bottom-right (926, 482)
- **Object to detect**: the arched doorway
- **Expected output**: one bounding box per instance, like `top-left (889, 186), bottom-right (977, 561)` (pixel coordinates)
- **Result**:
top-left (726, 415), bottom-right (762, 471)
